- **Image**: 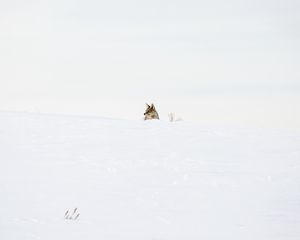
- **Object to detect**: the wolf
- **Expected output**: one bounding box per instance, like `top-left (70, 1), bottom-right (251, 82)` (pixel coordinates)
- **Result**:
top-left (144, 103), bottom-right (159, 120)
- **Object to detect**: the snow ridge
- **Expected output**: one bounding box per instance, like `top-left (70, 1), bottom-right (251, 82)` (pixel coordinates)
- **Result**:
top-left (0, 111), bottom-right (299, 240)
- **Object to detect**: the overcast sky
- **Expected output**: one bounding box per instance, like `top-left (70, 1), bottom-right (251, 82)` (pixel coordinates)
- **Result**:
top-left (0, 0), bottom-right (299, 129)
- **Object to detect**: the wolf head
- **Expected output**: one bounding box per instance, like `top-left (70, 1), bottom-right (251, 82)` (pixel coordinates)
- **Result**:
top-left (144, 103), bottom-right (159, 120)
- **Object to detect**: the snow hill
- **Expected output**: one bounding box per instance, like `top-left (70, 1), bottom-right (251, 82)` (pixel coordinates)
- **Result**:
top-left (0, 111), bottom-right (299, 240)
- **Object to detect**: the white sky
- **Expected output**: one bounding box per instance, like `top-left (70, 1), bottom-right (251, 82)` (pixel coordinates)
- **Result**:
top-left (0, 0), bottom-right (299, 129)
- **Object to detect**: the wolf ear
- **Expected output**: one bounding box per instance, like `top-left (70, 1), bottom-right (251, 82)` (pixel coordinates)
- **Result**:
top-left (151, 104), bottom-right (155, 109)
top-left (146, 103), bottom-right (150, 108)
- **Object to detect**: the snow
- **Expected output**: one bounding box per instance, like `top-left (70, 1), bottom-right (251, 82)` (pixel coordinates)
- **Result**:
top-left (0, 111), bottom-right (300, 240)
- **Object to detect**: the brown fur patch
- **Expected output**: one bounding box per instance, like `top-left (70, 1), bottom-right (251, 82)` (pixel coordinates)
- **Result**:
top-left (144, 103), bottom-right (159, 120)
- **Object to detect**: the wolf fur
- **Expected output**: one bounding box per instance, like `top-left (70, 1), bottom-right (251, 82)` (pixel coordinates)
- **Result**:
top-left (144, 103), bottom-right (159, 120)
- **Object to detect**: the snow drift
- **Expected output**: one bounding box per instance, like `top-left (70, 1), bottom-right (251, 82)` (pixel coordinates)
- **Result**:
top-left (0, 111), bottom-right (299, 240)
